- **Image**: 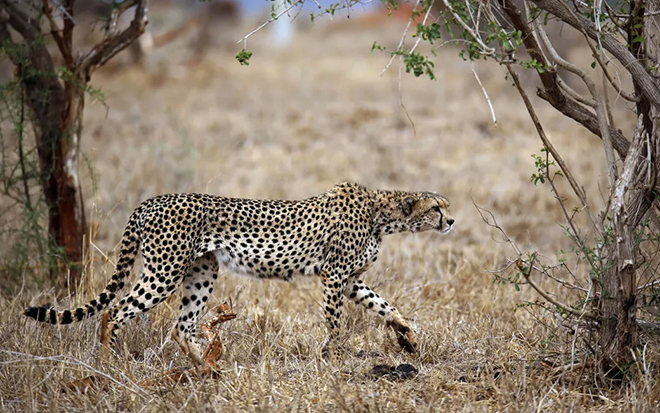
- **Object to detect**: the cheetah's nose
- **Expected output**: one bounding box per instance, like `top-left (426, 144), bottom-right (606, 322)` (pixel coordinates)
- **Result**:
top-left (447, 219), bottom-right (455, 227)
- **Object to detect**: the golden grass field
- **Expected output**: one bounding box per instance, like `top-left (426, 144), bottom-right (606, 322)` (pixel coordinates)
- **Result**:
top-left (1, 12), bottom-right (658, 412)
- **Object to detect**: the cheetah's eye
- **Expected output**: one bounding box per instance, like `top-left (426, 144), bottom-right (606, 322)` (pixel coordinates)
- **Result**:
top-left (432, 205), bottom-right (442, 213)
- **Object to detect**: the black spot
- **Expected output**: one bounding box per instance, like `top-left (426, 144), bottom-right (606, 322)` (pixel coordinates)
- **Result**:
top-left (61, 310), bottom-right (73, 324)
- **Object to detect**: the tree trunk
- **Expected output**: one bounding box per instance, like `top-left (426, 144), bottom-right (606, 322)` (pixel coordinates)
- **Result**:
top-left (9, 25), bottom-right (86, 290)
top-left (599, 116), bottom-right (652, 373)
top-left (56, 85), bottom-right (87, 289)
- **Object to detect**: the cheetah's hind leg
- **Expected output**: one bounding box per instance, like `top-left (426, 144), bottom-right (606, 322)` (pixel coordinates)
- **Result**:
top-left (171, 252), bottom-right (219, 366)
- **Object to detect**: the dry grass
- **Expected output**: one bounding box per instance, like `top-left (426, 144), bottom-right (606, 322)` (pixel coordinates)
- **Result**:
top-left (1, 17), bottom-right (659, 412)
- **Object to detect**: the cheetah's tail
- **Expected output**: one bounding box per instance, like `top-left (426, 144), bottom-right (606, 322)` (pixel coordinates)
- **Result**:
top-left (25, 207), bottom-right (144, 325)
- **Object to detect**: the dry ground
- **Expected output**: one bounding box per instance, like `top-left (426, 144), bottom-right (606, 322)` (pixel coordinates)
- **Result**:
top-left (1, 16), bottom-right (658, 412)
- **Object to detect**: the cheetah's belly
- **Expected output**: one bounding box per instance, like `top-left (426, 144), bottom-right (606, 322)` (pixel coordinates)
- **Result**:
top-left (212, 249), bottom-right (253, 277)
top-left (212, 248), bottom-right (325, 281)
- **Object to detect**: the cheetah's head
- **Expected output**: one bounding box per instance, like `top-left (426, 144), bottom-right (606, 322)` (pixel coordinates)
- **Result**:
top-left (376, 191), bottom-right (454, 235)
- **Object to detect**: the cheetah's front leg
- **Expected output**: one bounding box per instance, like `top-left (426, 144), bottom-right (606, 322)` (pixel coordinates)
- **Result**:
top-left (344, 276), bottom-right (417, 353)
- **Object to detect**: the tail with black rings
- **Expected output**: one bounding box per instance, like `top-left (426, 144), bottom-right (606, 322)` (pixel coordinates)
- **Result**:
top-left (24, 206), bottom-right (144, 325)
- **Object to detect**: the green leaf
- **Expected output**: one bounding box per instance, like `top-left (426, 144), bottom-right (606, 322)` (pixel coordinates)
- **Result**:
top-left (236, 49), bottom-right (253, 66)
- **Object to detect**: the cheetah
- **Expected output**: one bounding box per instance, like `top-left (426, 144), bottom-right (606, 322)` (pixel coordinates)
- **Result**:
top-left (25, 182), bottom-right (454, 364)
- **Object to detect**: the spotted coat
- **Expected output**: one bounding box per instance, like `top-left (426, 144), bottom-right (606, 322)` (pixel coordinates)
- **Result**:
top-left (25, 182), bottom-right (454, 364)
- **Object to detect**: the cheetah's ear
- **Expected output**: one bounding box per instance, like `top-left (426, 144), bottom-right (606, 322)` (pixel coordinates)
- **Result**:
top-left (400, 197), bottom-right (417, 216)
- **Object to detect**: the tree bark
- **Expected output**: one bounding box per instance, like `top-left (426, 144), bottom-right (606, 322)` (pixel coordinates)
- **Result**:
top-left (599, 117), bottom-right (647, 373)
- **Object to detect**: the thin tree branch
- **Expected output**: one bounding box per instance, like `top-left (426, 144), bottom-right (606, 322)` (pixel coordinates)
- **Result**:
top-left (62, 0), bottom-right (74, 66)
top-left (380, 0), bottom-right (421, 76)
top-left (443, 0), bottom-right (495, 55)
top-left (237, 0), bottom-right (301, 49)
top-left (557, 77), bottom-right (596, 107)
top-left (530, 0), bottom-right (660, 107)
top-left (0, 0), bottom-right (41, 41)
top-left (471, 62), bottom-right (497, 126)
top-left (77, 0), bottom-right (149, 78)
top-left (41, 0), bottom-right (69, 64)
top-left (516, 258), bottom-right (599, 320)
top-left (531, 10), bottom-right (619, 185)
top-left (535, 89), bottom-right (631, 157)
top-left (505, 62), bottom-right (601, 233)
top-left (499, 0), bottom-right (628, 158)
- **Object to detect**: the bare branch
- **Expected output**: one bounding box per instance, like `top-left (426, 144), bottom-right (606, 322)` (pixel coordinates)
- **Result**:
top-left (531, 9), bottom-right (619, 185)
top-left (237, 0), bottom-right (302, 49)
top-left (535, 89), bottom-right (631, 158)
top-left (557, 77), bottom-right (596, 108)
top-left (77, 0), bottom-right (149, 78)
top-left (61, 0), bottom-right (74, 66)
top-left (443, 0), bottom-right (495, 55)
top-left (516, 258), bottom-right (599, 320)
top-left (41, 0), bottom-right (69, 63)
top-left (0, 0), bottom-right (41, 41)
top-left (505, 62), bottom-right (601, 233)
top-left (496, 0), bottom-right (633, 158)
top-left (475, 200), bottom-right (598, 320)
top-left (470, 62), bottom-right (497, 126)
top-left (530, 0), bottom-right (660, 108)
top-left (380, 0), bottom-right (422, 76)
